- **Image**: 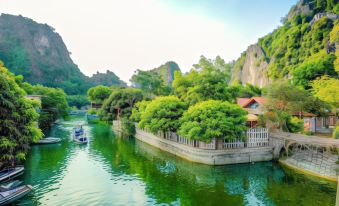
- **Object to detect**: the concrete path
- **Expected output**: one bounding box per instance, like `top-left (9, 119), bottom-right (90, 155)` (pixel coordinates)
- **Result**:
top-left (271, 132), bottom-right (339, 148)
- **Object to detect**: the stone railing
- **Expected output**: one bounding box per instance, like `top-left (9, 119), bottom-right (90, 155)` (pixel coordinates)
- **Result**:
top-left (121, 121), bottom-right (270, 150)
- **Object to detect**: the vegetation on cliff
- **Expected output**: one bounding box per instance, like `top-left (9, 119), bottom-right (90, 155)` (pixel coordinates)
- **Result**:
top-left (0, 14), bottom-right (126, 94)
top-left (232, 0), bottom-right (339, 87)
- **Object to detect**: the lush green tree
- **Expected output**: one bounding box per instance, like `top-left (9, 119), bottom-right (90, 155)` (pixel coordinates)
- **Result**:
top-left (172, 63), bottom-right (235, 105)
top-left (311, 75), bottom-right (339, 108)
top-left (67, 95), bottom-right (90, 109)
top-left (130, 100), bottom-right (150, 122)
top-left (21, 82), bottom-right (69, 130)
top-left (292, 52), bottom-right (336, 88)
top-left (231, 83), bottom-right (262, 98)
top-left (130, 70), bottom-right (170, 97)
top-left (139, 96), bottom-right (187, 133)
top-left (193, 55), bottom-right (231, 81)
top-left (178, 100), bottom-right (247, 142)
top-left (87, 85), bottom-right (112, 104)
top-left (99, 88), bottom-right (143, 121)
top-left (264, 80), bottom-right (327, 132)
top-left (0, 62), bottom-right (43, 164)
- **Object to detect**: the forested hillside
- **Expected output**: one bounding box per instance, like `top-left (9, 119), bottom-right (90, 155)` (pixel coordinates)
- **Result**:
top-left (231, 0), bottom-right (339, 88)
top-left (0, 14), bottom-right (125, 94)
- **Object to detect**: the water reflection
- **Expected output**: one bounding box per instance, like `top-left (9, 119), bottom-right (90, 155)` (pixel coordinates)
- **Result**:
top-left (16, 117), bottom-right (336, 206)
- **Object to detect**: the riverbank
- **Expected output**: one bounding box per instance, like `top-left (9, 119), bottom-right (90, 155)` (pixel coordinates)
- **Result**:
top-left (131, 125), bottom-right (273, 165)
top-left (279, 159), bottom-right (338, 182)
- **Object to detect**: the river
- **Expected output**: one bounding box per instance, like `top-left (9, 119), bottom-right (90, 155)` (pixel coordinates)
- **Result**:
top-left (15, 115), bottom-right (336, 206)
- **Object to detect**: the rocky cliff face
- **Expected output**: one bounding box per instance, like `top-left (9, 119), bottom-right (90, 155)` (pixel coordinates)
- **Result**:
top-left (151, 61), bottom-right (181, 86)
top-left (230, 0), bottom-right (338, 88)
top-left (0, 14), bottom-right (84, 83)
top-left (231, 45), bottom-right (270, 87)
top-left (0, 14), bottom-right (125, 94)
top-left (89, 70), bottom-right (126, 87)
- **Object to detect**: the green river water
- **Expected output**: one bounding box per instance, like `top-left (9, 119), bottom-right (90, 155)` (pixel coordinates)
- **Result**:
top-left (15, 115), bottom-right (336, 206)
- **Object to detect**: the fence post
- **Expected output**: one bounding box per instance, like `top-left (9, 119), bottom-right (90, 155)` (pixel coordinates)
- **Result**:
top-left (336, 176), bottom-right (339, 206)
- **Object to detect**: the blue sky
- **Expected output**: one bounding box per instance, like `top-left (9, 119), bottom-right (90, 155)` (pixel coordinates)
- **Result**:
top-left (1, 0), bottom-right (298, 82)
top-left (164, 0), bottom-right (297, 43)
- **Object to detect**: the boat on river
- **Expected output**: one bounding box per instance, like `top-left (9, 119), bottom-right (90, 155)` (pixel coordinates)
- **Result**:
top-left (73, 125), bottom-right (88, 144)
top-left (0, 167), bottom-right (24, 183)
top-left (0, 185), bottom-right (32, 205)
top-left (0, 180), bottom-right (22, 192)
top-left (35, 137), bottom-right (61, 144)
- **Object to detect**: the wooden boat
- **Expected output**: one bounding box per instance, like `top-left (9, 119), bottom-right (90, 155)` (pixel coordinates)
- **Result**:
top-left (74, 136), bottom-right (88, 144)
top-left (36, 137), bottom-right (61, 144)
top-left (0, 185), bottom-right (32, 205)
top-left (0, 167), bottom-right (24, 183)
top-left (0, 180), bottom-right (22, 192)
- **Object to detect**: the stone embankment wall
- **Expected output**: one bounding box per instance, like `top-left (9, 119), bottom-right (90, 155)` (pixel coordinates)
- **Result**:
top-left (282, 150), bottom-right (338, 181)
top-left (133, 128), bottom-right (273, 165)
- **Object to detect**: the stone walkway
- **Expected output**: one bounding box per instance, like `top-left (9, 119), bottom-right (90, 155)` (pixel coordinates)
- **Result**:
top-left (271, 131), bottom-right (339, 148)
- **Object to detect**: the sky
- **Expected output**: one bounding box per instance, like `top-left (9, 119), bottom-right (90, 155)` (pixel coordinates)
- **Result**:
top-left (0, 0), bottom-right (297, 83)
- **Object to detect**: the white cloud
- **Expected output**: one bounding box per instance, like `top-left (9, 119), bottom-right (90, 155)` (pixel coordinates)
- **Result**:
top-left (1, 0), bottom-right (251, 82)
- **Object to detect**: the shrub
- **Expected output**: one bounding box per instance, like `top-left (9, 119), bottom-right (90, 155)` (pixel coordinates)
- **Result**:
top-left (178, 100), bottom-right (247, 142)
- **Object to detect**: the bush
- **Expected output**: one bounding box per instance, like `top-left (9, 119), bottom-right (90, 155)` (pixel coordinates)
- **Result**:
top-left (178, 100), bottom-right (247, 142)
top-left (333, 124), bottom-right (339, 139)
top-left (287, 116), bottom-right (304, 133)
top-left (139, 96), bottom-right (187, 133)
top-left (120, 118), bottom-right (136, 138)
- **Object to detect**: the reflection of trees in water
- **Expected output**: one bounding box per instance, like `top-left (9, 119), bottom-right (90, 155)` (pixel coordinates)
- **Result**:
top-left (89, 125), bottom-right (243, 205)
top-left (22, 120), bottom-right (79, 205)
top-left (266, 167), bottom-right (336, 206)
top-left (89, 122), bottom-right (336, 206)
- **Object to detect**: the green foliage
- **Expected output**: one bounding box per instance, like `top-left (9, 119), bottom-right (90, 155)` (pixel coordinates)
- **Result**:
top-left (311, 75), bottom-right (339, 108)
top-left (21, 82), bottom-right (69, 130)
top-left (99, 88), bottom-right (143, 121)
top-left (264, 80), bottom-right (328, 131)
top-left (292, 52), bottom-right (336, 88)
top-left (178, 100), bottom-right (247, 142)
top-left (0, 61), bottom-right (43, 164)
top-left (87, 85), bottom-right (112, 104)
top-left (333, 124), bottom-right (339, 139)
top-left (130, 70), bottom-right (170, 97)
top-left (287, 117), bottom-right (304, 133)
top-left (193, 55), bottom-right (231, 82)
top-left (139, 96), bottom-right (187, 133)
top-left (254, 1), bottom-right (339, 82)
top-left (67, 95), bottom-right (89, 109)
top-left (130, 100), bottom-right (150, 122)
top-left (173, 57), bottom-right (236, 105)
top-left (232, 83), bottom-right (262, 98)
top-left (120, 117), bottom-right (136, 138)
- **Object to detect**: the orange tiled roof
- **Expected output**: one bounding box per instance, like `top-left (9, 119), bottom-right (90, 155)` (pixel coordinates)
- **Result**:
top-left (242, 97), bottom-right (266, 108)
top-left (237, 98), bottom-right (250, 107)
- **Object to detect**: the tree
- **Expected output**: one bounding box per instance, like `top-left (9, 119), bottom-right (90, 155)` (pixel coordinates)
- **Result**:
top-left (139, 96), bottom-right (187, 133)
top-left (67, 95), bottom-right (90, 109)
top-left (130, 70), bottom-right (170, 97)
top-left (311, 75), bottom-right (339, 108)
top-left (0, 62), bottom-right (43, 164)
top-left (99, 88), bottom-right (143, 121)
top-left (264, 80), bottom-right (327, 132)
top-left (178, 100), bottom-right (247, 142)
top-left (130, 100), bottom-right (150, 122)
top-left (292, 52), bottom-right (336, 88)
top-left (87, 85), bottom-right (112, 104)
top-left (21, 82), bottom-right (69, 130)
top-left (231, 83), bottom-right (262, 98)
top-left (172, 61), bottom-right (235, 105)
